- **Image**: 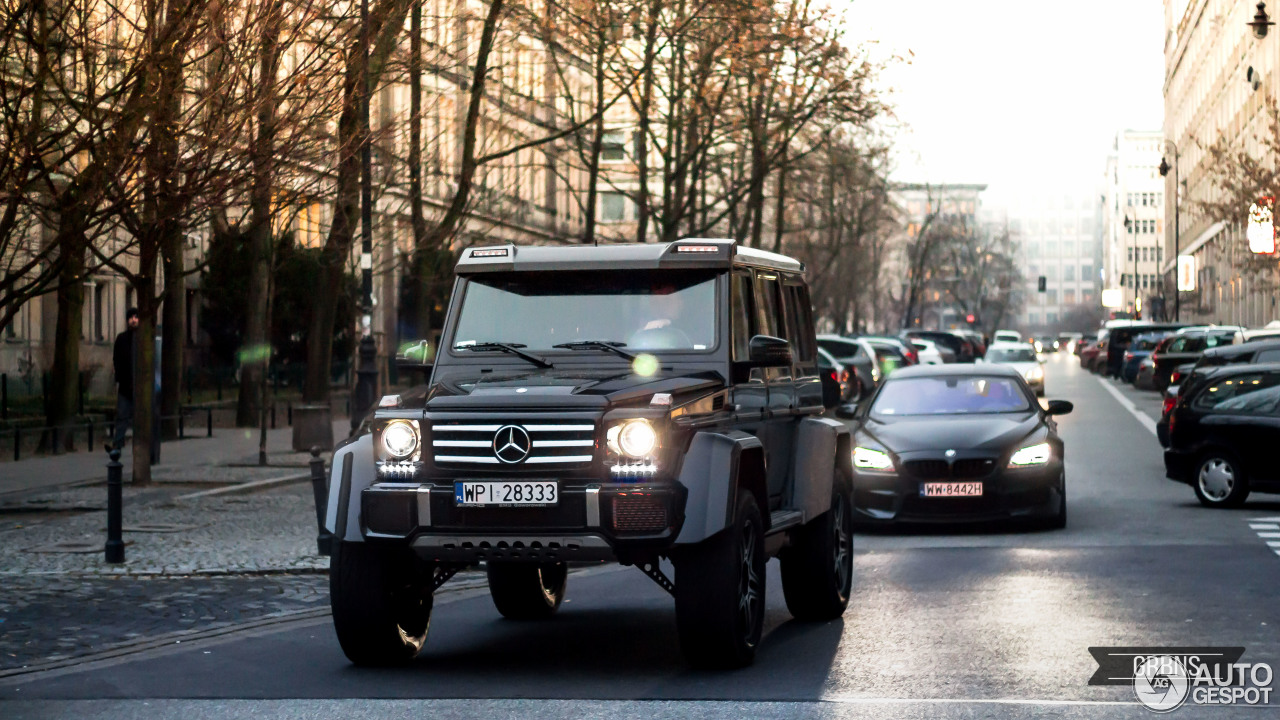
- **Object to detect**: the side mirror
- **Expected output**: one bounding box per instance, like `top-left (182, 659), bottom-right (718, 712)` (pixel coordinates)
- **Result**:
top-left (1044, 399), bottom-right (1073, 416)
top-left (834, 403), bottom-right (859, 420)
top-left (747, 335), bottom-right (793, 367)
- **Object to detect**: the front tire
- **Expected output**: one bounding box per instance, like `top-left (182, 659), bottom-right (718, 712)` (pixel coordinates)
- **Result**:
top-left (330, 541), bottom-right (433, 666)
top-left (1048, 476), bottom-right (1067, 529)
top-left (487, 562), bottom-right (567, 619)
top-left (1194, 450), bottom-right (1250, 508)
top-left (673, 490), bottom-right (766, 669)
top-left (781, 481), bottom-right (854, 621)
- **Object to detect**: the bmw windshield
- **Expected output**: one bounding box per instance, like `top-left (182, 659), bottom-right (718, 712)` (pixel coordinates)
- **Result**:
top-left (450, 270), bottom-right (718, 353)
top-left (871, 376), bottom-right (1031, 417)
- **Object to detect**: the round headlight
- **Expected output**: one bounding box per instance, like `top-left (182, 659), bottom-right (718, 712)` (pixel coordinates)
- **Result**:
top-left (381, 421), bottom-right (419, 459)
top-left (616, 419), bottom-right (657, 458)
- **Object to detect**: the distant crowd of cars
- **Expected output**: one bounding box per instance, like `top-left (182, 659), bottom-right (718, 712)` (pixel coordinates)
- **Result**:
top-left (1076, 319), bottom-right (1280, 507)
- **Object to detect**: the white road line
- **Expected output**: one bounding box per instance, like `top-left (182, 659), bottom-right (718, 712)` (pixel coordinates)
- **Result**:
top-left (1250, 524), bottom-right (1280, 530)
top-left (822, 696), bottom-right (1141, 707)
top-left (1257, 532), bottom-right (1280, 538)
top-left (1094, 377), bottom-right (1159, 438)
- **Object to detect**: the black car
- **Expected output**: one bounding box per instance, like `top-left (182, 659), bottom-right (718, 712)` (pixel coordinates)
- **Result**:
top-left (1101, 321), bottom-right (1185, 376)
top-left (1164, 363), bottom-right (1280, 507)
top-left (844, 364), bottom-right (1072, 528)
top-left (1157, 340), bottom-right (1280, 446)
top-left (816, 347), bottom-right (854, 406)
top-left (324, 239), bottom-right (853, 669)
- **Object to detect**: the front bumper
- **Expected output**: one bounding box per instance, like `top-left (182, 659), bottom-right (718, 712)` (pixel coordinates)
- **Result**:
top-left (852, 458), bottom-right (1064, 524)
top-left (359, 481), bottom-right (686, 562)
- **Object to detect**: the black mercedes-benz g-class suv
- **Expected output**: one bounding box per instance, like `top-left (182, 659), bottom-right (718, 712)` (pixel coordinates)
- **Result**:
top-left (325, 239), bottom-right (854, 668)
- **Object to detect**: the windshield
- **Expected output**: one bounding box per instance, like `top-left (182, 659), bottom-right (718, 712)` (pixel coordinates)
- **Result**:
top-left (871, 376), bottom-right (1031, 416)
top-left (986, 347), bottom-right (1037, 363)
top-left (451, 270), bottom-right (718, 353)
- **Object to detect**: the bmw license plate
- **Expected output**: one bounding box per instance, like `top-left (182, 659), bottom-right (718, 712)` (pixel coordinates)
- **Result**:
top-left (455, 481), bottom-right (558, 507)
top-left (920, 482), bottom-right (983, 498)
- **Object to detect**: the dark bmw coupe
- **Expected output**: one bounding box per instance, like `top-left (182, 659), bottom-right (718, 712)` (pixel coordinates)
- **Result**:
top-left (844, 364), bottom-right (1073, 528)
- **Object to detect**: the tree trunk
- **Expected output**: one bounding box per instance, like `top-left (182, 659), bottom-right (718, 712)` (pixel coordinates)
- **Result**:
top-left (45, 231), bottom-right (85, 452)
top-left (238, 7), bottom-right (282, 425)
top-left (160, 224), bottom-right (185, 438)
top-left (581, 34), bottom-right (607, 244)
top-left (408, 0), bottom-right (430, 337)
top-left (633, 4), bottom-right (659, 243)
top-left (303, 0), bottom-right (414, 402)
top-left (772, 160), bottom-right (787, 253)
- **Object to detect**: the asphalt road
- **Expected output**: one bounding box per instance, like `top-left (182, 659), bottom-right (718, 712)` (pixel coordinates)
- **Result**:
top-left (4, 352), bottom-right (1280, 719)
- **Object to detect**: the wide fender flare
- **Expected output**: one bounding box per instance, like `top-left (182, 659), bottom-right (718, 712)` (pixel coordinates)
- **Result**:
top-left (323, 432), bottom-right (376, 543)
top-left (790, 416), bottom-right (851, 523)
top-left (674, 430), bottom-right (765, 545)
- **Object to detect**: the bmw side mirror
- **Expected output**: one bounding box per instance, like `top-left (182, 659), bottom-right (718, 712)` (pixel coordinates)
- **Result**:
top-left (1044, 400), bottom-right (1073, 416)
top-left (834, 403), bottom-right (859, 420)
top-left (747, 335), bottom-right (793, 367)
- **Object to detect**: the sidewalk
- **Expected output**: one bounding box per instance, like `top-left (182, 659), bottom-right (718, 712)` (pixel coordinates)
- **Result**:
top-left (0, 419), bottom-right (356, 499)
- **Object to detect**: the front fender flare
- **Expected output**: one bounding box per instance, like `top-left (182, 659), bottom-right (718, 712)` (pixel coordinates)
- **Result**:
top-left (323, 432), bottom-right (376, 543)
top-left (674, 430), bottom-right (765, 545)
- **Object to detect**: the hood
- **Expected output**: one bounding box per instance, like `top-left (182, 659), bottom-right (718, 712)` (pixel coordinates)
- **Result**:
top-left (420, 366), bottom-right (725, 410)
top-left (858, 412), bottom-right (1041, 454)
top-left (989, 360), bottom-right (1040, 376)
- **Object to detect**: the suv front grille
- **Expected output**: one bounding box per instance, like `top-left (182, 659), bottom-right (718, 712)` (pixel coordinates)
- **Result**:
top-left (432, 420), bottom-right (597, 467)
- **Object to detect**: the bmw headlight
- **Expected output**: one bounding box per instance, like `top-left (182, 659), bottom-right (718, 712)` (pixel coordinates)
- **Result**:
top-left (381, 420), bottom-right (420, 460)
top-left (607, 419), bottom-right (658, 458)
top-left (1009, 442), bottom-right (1051, 467)
top-left (853, 446), bottom-right (894, 471)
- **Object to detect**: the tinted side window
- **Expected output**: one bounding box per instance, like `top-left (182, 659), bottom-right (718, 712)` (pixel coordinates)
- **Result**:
top-left (753, 272), bottom-right (782, 339)
top-left (731, 272), bottom-right (753, 362)
top-left (785, 282), bottom-right (815, 362)
top-left (1193, 373), bottom-right (1280, 414)
top-left (1256, 350), bottom-right (1280, 363)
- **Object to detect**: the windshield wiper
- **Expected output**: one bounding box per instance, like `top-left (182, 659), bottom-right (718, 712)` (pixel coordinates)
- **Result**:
top-left (552, 340), bottom-right (637, 361)
top-left (455, 342), bottom-right (553, 368)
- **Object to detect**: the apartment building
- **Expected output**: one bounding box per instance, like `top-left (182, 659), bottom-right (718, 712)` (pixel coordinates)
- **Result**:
top-left (1102, 130), bottom-right (1167, 319)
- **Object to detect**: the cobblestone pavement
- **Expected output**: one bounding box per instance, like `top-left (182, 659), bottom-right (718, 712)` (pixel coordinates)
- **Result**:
top-left (0, 573), bottom-right (329, 672)
top-left (0, 483), bottom-right (327, 576)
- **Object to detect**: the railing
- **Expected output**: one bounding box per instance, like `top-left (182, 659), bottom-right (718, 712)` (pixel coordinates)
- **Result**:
top-left (0, 406), bottom-right (215, 462)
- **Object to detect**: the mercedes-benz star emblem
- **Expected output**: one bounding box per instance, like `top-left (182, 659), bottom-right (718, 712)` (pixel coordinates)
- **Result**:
top-left (493, 425), bottom-right (531, 464)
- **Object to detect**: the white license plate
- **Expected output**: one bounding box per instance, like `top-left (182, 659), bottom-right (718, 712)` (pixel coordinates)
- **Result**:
top-left (454, 481), bottom-right (558, 507)
top-left (920, 482), bottom-right (983, 498)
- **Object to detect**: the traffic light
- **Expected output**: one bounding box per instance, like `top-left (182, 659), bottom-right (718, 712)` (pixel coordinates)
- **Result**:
top-left (965, 313), bottom-right (975, 324)
top-left (1037, 276), bottom-right (1047, 292)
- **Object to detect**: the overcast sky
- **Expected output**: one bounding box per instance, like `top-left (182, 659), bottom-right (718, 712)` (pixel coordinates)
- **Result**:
top-left (841, 0), bottom-right (1166, 205)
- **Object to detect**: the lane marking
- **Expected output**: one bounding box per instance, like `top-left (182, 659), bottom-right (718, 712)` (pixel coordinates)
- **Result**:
top-left (1094, 377), bottom-right (1158, 438)
top-left (1250, 524), bottom-right (1280, 530)
top-left (1257, 532), bottom-right (1280, 539)
top-left (823, 696), bottom-right (1141, 707)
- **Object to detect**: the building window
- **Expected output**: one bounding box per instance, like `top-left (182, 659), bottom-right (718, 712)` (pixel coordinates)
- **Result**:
top-left (1047, 289), bottom-right (1058, 304)
top-left (1064, 289), bottom-right (1076, 305)
top-left (601, 131), bottom-right (626, 162)
top-left (1081, 265), bottom-right (1092, 281)
top-left (600, 191), bottom-right (627, 222)
top-left (1127, 247), bottom-right (1133, 262)
top-left (1157, 247), bottom-right (1163, 262)
top-left (1047, 312), bottom-right (1058, 324)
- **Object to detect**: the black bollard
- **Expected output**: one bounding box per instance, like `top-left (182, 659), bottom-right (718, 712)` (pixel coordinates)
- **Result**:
top-left (105, 449), bottom-right (125, 563)
top-left (309, 446), bottom-right (332, 556)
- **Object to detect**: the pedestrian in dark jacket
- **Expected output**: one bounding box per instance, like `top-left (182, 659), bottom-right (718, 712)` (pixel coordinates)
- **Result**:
top-left (109, 308), bottom-right (139, 452)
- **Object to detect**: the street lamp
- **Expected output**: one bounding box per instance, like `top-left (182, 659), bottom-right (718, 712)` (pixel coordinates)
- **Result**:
top-left (1250, 2), bottom-right (1274, 39)
top-left (1158, 141), bottom-right (1180, 321)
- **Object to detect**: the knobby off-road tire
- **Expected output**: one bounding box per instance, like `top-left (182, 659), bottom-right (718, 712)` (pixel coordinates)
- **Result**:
top-left (781, 481), bottom-right (854, 621)
top-left (330, 541), bottom-right (433, 666)
top-left (487, 562), bottom-right (568, 620)
top-left (673, 490), bottom-right (766, 669)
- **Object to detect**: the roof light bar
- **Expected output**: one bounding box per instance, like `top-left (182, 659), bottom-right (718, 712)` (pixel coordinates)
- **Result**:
top-left (471, 247), bottom-right (509, 258)
top-left (675, 244), bottom-right (720, 253)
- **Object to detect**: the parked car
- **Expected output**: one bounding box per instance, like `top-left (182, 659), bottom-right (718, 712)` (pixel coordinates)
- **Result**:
top-left (861, 336), bottom-right (918, 377)
top-left (817, 335), bottom-right (882, 401)
top-left (817, 347), bottom-right (855, 407)
top-left (1241, 328), bottom-right (1280, 343)
top-left (1121, 332), bottom-right (1172, 383)
top-left (954, 329), bottom-right (988, 358)
top-left (982, 341), bottom-right (1046, 396)
top-left (1101, 321), bottom-right (1186, 377)
top-left (908, 338), bottom-right (948, 365)
top-left (1134, 356), bottom-right (1158, 390)
top-left (1079, 337), bottom-right (1103, 370)
top-left (1059, 333), bottom-right (1083, 353)
top-left (1032, 336), bottom-right (1058, 353)
top-left (1163, 363), bottom-right (1280, 507)
top-left (993, 330), bottom-right (1022, 344)
top-left (902, 330), bottom-right (974, 363)
top-left (1156, 340), bottom-right (1280, 445)
top-left (1150, 327), bottom-right (1239, 391)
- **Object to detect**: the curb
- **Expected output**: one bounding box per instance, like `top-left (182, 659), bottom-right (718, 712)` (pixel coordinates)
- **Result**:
top-left (172, 473), bottom-right (311, 502)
